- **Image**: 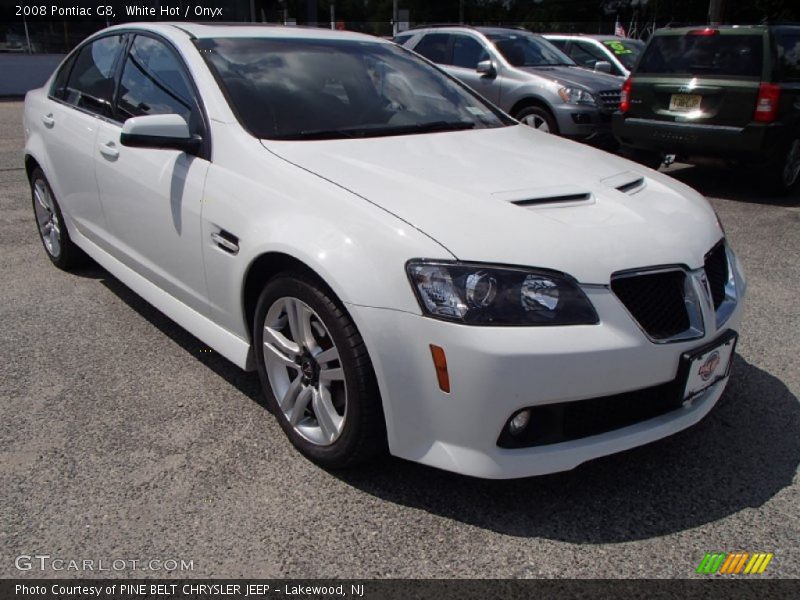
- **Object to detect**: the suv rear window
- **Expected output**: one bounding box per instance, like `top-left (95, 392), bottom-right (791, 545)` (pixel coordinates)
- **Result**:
top-left (638, 33), bottom-right (763, 78)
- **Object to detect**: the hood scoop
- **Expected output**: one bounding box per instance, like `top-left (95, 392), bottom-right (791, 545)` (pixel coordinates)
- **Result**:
top-left (492, 185), bottom-right (593, 208)
top-left (602, 172), bottom-right (647, 195)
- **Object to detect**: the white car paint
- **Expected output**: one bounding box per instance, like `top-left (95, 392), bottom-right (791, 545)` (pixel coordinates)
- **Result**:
top-left (24, 23), bottom-right (745, 478)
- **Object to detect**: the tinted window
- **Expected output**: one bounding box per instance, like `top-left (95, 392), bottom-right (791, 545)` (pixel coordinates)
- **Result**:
top-left (451, 35), bottom-right (488, 69)
top-left (63, 35), bottom-right (125, 116)
top-left (414, 33), bottom-right (451, 64)
top-left (198, 38), bottom-right (510, 140)
top-left (638, 34), bottom-right (763, 78)
top-left (776, 33), bottom-right (800, 82)
top-left (602, 39), bottom-right (644, 70)
top-left (50, 53), bottom-right (77, 100)
top-left (487, 33), bottom-right (574, 67)
top-left (547, 39), bottom-right (567, 50)
top-left (569, 41), bottom-right (608, 69)
top-left (116, 35), bottom-right (196, 125)
top-left (393, 33), bottom-right (414, 46)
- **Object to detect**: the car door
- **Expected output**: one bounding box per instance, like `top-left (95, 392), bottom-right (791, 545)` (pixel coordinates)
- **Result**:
top-left (94, 33), bottom-right (211, 314)
top-left (448, 33), bottom-right (501, 105)
top-left (42, 34), bottom-right (126, 243)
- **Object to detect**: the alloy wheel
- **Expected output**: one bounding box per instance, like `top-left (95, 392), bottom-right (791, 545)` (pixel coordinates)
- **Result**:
top-left (783, 139), bottom-right (800, 188)
top-left (262, 297), bottom-right (347, 446)
top-left (33, 178), bottom-right (61, 258)
top-left (520, 114), bottom-right (550, 132)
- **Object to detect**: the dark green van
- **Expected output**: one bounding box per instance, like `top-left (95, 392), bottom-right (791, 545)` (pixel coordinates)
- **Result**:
top-left (613, 25), bottom-right (800, 195)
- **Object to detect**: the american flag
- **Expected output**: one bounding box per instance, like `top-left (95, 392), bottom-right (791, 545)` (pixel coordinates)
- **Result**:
top-left (614, 18), bottom-right (626, 38)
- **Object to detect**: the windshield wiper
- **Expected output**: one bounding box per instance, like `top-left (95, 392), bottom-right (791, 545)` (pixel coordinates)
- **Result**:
top-left (274, 120), bottom-right (476, 141)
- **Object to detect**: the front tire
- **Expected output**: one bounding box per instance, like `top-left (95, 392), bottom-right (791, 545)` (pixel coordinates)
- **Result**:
top-left (30, 167), bottom-right (83, 270)
top-left (253, 274), bottom-right (386, 469)
top-left (515, 106), bottom-right (559, 134)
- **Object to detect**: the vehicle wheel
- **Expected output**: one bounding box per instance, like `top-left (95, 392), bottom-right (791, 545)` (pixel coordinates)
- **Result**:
top-left (30, 167), bottom-right (82, 270)
top-left (253, 274), bottom-right (387, 469)
top-left (761, 136), bottom-right (800, 196)
top-left (620, 147), bottom-right (663, 171)
top-left (515, 106), bottom-right (559, 134)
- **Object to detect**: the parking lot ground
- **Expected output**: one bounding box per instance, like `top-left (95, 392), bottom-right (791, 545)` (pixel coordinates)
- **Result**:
top-left (0, 99), bottom-right (798, 578)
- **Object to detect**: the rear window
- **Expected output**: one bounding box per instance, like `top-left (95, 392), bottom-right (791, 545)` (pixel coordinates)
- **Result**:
top-left (776, 32), bottom-right (800, 82)
top-left (638, 34), bottom-right (763, 78)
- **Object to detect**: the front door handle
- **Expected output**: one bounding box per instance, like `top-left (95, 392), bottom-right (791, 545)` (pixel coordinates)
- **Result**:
top-left (99, 141), bottom-right (119, 160)
top-left (41, 113), bottom-right (55, 127)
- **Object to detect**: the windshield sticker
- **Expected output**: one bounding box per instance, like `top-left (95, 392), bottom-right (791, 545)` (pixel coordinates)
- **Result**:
top-left (604, 40), bottom-right (634, 55)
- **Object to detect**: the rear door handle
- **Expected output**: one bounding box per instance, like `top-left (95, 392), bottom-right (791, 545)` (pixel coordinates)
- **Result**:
top-left (41, 113), bottom-right (55, 127)
top-left (99, 141), bottom-right (119, 160)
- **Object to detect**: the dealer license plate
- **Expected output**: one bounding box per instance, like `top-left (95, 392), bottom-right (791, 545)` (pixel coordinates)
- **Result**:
top-left (682, 332), bottom-right (737, 401)
top-left (669, 94), bottom-right (702, 112)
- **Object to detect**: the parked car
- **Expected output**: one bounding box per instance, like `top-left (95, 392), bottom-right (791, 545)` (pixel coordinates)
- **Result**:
top-left (25, 23), bottom-right (745, 479)
top-left (396, 26), bottom-right (622, 144)
top-left (543, 34), bottom-right (645, 78)
top-left (613, 25), bottom-right (800, 195)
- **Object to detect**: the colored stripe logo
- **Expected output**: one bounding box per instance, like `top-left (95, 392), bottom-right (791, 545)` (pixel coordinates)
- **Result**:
top-left (697, 552), bottom-right (773, 574)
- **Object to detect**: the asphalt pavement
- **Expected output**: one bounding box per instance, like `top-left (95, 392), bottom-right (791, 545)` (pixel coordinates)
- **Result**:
top-left (0, 100), bottom-right (798, 578)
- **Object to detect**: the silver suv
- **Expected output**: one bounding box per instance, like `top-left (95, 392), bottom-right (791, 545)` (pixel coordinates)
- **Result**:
top-left (396, 26), bottom-right (622, 145)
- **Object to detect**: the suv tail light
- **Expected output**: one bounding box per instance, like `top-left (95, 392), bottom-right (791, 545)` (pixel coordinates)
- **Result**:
top-left (753, 83), bottom-right (780, 123)
top-left (620, 77), bottom-right (632, 113)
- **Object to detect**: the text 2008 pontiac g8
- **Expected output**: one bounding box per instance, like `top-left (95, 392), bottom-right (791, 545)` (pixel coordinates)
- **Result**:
top-left (23, 23), bottom-right (745, 478)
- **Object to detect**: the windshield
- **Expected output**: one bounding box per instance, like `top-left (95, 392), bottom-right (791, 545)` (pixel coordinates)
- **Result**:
top-left (601, 39), bottom-right (644, 70)
top-left (487, 33), bottom-right (575, 67)
top-left (196, 37), bottom-right (511, 140)
top-left (637, 34), bottom-right (763, 78)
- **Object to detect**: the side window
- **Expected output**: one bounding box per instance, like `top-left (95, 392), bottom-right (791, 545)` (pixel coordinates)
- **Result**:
top-left (63, 35), bottom-right (125, 117)
top-left (569, 41), bottom-right (607, 69)
top-left (413, 33), bottom-right (451, 65)
top-left (116, 35), bottom-right (196, 127)
top-left (776, 33), bottom-right (800, 82)
top-left (50, 53), bottom-right (77, 100)
top-left (548, 39), bottom-right (567, 51)
top-left (451, 35), bottom-right (488, 69)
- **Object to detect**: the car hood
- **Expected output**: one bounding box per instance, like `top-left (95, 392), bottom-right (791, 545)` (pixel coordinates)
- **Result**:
top-left (262, 125), bottom-right (721, 284)
top-left (517, 65), bottom-right (621, 90)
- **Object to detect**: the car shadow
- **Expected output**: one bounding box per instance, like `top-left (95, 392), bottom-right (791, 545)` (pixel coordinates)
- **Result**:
top-left (333, 354), bottom-right (799, 543)
top-left (86, 262), bottom-right (798, 544)
top-left (663, 163), bottom-right (800, 206)
top-left (82, 263), bottom-right (265, 409)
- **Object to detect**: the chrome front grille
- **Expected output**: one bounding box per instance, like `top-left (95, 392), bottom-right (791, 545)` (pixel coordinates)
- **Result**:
top-left (611, 240), bottom-right (739, 343)
top-left (597, 89), bottom-right (622, 113)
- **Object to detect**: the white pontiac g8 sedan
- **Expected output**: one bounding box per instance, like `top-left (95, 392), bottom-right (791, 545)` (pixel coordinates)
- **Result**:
top-left (23, 23), bottom-right (745, 479)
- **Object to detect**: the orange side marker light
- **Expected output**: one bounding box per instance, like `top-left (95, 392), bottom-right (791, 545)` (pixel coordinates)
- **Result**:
top-left (429, 344), bottom-right (450, 393)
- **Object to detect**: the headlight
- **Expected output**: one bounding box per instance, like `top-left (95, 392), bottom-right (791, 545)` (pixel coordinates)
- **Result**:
top-left (558, 87), bottom-right (597, 106)
top-left (406, 261), bottom-right (598, 326)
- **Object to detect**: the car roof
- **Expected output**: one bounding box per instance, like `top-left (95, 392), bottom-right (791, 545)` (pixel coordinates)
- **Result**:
top-left (543, 34), bottom-right (626, 41)
top-left (101, 21), bottom-right (386, 44)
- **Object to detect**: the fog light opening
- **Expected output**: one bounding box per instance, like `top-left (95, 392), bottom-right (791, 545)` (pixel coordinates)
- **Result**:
top-left (509, 409), bottom-right (531, 435)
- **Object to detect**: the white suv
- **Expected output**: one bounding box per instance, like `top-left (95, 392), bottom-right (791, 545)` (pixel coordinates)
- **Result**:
top-left (24, 23), bottom-right (744, 479)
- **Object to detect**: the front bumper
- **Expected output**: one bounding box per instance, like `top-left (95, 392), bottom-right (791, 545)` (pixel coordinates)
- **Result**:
top-left (553, 103), bottom-right (614, 143)
top-left (348, 260), bottom-right (745, 479)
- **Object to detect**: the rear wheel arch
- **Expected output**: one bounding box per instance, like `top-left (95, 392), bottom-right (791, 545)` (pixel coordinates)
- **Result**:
top-left (24, 154), bottom-right (41, 182)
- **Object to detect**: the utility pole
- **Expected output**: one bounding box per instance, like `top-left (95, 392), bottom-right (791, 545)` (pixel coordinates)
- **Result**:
top-left (330, 1), bottom-right (335, 29)
top-left (393, 0), bottom-right (398, 36)
top-left (708, 0), bottom-right (725, 25)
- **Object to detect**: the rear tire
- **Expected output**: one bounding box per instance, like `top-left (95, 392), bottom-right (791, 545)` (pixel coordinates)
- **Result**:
top-left (515, 106), bottom-right (559, 135)
top-left (760, 136), bottom-right (800, 197)
top-left (253, 273), bottom-right (387, 469)
top-left (29, 167), bottom-right (83, 270)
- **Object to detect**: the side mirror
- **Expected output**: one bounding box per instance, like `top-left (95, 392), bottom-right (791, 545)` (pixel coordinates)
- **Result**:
top-left (594, 60), bottom-right (613, 74)
top-left (476, 59), bottom-right (497, 77)
top-left (120, 114), bottom-right (201, 153)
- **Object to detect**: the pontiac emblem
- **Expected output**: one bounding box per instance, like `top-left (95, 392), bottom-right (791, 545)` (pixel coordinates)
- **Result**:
top-left (699, 351), bottom-right (721, 381)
